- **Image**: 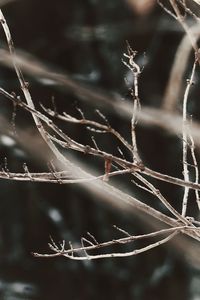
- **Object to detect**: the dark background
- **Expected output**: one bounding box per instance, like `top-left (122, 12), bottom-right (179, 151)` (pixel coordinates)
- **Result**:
top-left (0, 0), bottom-right (199, 299)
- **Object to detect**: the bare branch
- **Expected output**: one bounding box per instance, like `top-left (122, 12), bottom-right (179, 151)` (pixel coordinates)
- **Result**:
top-left (33, 226), bottom-right (196, 260)
top-left (41, 105), bottom-right (133, 152)
top-left (0, 3), bottom-right (200, 263)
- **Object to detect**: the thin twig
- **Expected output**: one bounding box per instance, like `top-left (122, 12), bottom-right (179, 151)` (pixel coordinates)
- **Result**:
top-left (188, 119), bottom-right (200, 211)
top-left (181, 60), bottom-right (197, 216)
top-left (123, 43), bottom-right (141, 163)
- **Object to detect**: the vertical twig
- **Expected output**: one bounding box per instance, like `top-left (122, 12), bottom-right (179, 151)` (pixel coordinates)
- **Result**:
top-left (181, 60), bottom-right (197, 216)
top-left (134, 173), bottom-right (189, 224)
top-left (188, 122), bottom-right (200, 211)
top-left (123, 43), bottom-right (141, 163)
top-left (162, 23), bottom-right (200, 111)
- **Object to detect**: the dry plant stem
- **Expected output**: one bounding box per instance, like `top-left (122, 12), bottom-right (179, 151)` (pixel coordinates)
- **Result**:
top-left (0, 106), bottom-right (189, 239)
top-left (2, 162), bottom-right (200, 192)
top-left (188, 125), bottom-right (200, 210)
top-left (133, 173), bottom-right (189, 224)
top-left (162, 23), bottom-right (200, 111)
top-left (0, 167), bottom-right (136, 184)
top-left (41, 106), bottom-right (133, 153)
top-left (0, 6), bottom-right (200, 260)
top-left (1, 111), bottom-right (192, 244)
top-left (0, 88), bottom-right (144, 174)
top-left (34, 230), bottom-right (180, 260)
top-left (0, 10), bottom-right (77, 174)
top-left (181, 60), bottom-right (197, 216)
top-left (176, 1), bottom-right (200, 213)
top-left (50, 133), bottom-right (200, 193)
top-left (2, 87), bottom-right (200, 192)
top-left (1, 91), bottom-right (199, 240)
top-left (33, 226), bottom-right (189, 258)
top-left (169, 0), bottom-right (199, 53)
top-left (2, 47), bottom-right (200, 147)
top-left (1, 92), bottom-right (200, 242)
top-left (123, 45), bottom-right (141, 162)
top-left (142, 166), bottom-right (200, 191)
top-left (162, 0), bottom-right (200, 112)
top-left (0, 10), bottom-right (169, 246)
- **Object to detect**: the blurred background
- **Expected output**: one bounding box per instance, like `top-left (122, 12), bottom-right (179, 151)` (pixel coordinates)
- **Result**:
top-left (0, 0), bottom-right (200, 299)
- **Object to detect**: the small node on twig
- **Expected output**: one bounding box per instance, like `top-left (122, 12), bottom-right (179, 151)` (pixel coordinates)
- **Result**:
top-left (22, 81), bottom-right (30, 89)
top-left (103, 158), bottom-right (112, 181)
top-left (84, 145), bottom-right (91, 154)
top-left (47, 160), bottom-right (62, 184)
top-left (10, 91), bottom-right (16, 97)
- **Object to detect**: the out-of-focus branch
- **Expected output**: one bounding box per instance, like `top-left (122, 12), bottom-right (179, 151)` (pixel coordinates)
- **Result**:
top-left (2, 87), bottom-right (200, 192)
top-left (162, 23), bottom-right (200, 111)
top-left (169, 0), bottom-right (199, 53)
top-left (191, 0), bottom-right (200, 5)
top-left (0, 0), bottom-right (16, 6)
top-left (2, 47), bottom-right (200, 148)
